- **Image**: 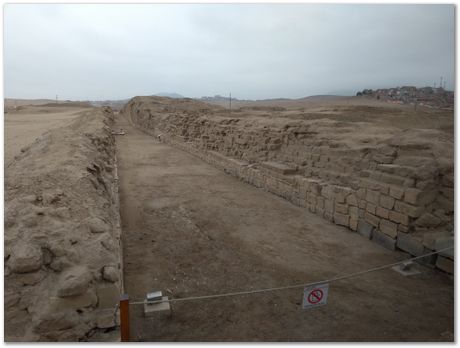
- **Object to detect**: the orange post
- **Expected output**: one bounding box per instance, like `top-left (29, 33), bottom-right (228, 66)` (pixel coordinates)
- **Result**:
top-left (120, 294), bottom-right (130, 342)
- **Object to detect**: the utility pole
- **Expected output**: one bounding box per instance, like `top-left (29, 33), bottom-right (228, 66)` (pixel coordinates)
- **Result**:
top-left (229, 92), bottom-right (232, 112)
top-left (440, 76), bottom-right (443, 90)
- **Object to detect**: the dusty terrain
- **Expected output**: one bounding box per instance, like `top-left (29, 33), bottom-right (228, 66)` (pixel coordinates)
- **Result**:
top-left (5, 105), bottom-right (122, 341)
top-left (115, 109), bottom-right (453, 342)
top-left (5, 105), bottom-right (91, 164)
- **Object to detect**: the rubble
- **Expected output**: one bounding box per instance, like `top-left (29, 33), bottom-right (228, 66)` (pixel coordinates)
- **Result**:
top-left (4, 107), bottom-right (123, 341)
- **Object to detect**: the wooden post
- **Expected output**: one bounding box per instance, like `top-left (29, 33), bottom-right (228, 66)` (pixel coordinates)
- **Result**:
top-left (120, 294), bottom-right (130, 342)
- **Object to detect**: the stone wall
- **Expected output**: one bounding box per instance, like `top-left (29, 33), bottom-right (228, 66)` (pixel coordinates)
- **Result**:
top-left (122, 96), bottom-right (454, 273)
top-left (5, 107), bottom-right (123, 341)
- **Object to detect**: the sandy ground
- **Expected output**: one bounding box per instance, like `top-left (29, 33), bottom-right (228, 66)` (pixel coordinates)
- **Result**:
top-left (211, 96), bottom-right (454, 134)
top-left (115, 112), bottom-right (453, 342)
top-left (4, 106), bottom-right (89, 164)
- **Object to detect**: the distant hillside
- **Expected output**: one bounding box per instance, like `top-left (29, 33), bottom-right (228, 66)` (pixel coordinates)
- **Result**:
top-left (153, 92), bottom-right (185, 99)
top-left (198, 94), bottom-right (352, 109)
top-left (5, 98), bottom-right (73, 107)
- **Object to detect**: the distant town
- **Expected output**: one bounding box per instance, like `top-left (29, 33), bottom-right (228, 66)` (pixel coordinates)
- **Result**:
top-left (357, 86), bottom-right (454, 110)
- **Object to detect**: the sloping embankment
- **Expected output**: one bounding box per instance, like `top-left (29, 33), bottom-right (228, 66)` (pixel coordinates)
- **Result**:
top-left (5, 107), bottom-right (122, 341)
top-left (122, 96), bottom-right (454, 273)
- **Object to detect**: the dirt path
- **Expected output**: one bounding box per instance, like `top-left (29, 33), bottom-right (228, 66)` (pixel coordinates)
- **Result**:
top-left (114, 113), bottom-right (453, 342)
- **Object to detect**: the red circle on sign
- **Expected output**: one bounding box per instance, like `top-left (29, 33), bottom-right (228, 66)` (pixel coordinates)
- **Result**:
top-left (307, 288), bottom-right (323, 304)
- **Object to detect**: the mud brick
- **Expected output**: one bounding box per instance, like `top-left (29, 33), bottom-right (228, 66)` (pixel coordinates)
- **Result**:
top-left (316, 207), bottom-right (325, 218)
top-left (369, 170), bottom-right (381, 181)
top-left (378, 183), bottom-right (390, 195)
top-left (394, 201), bottom-right (424, 218)
top-left (357, 220), bottom-right (374, 239)
top-left (356, 188), bottom-right (366, 199)
top-left (334, 191), bottom-right (346, 203)
top-left (415, 180), bottom-right (436, 190)
top-left (358, 199), bottom-right (367, 209)
top-left (316, 196), bottom-right (325, 209)
top-left (388, 210), bottom-right (409, 225)
top-left (366, 202), bottom-right (376, 214)
top-left (389, 185), bottom-right (405, 199)
top-left (436, 195), bottom-right (454, 213)
top-left (365, 190), bottom-right (380, 205)
top-left (403, 188), bottom-right (422, 205)
top-left (377, 163), bottom-right (404, 175)
top-left (442, 174), bottom-right (454, 188)
top-left (376, 206), bottom-right (389, 219)
top-left (365, 212), bottom-right (380, 227)
top-left (306, 193), bottom-right (317, 204)
top-left (321, 185), bottom-right (334, 199)
top-left (346, 193), bottom-right (358, 206)
top-left (380, 173), bottom-right (405, 186)
top-left (434, 237), bottom-right (454, 260)
top-left (313, 161), bottom-right (324, 168)
top-left (422, 231), bottom-right (452, 250)
top-left (379, 195), bottom-right (395, 210)
top-left (416, 247), bottom-right (438, 266)
top-left (372, 154), bottom-right (394, 164)
top-left (396, 232), bottom-right (424, 256)
top-left (403, 178), bottom-right (415, 187)
top-left (404, 188), bottom-right (437, 206)
top-left (441, 187), bottom-right (454, 200)
top-left (261, 161), bottom-right (297, 175)
top-left (324, 199), bottom-right (334, 213)
top-left (298, 183), bottom-right (309, 199)
top-left (397, 223), bottom-right (409, 233)
top-left (349, 206), bottom-right (359, 219)
top-left (436, 256), bottom-right (454, 274)
top-left (358, 208), bottom-right (365, 218)
top-left (324, 211), bottom-right (333, 222)
top-left (333, 212), bottom-right (349, 226)
top-left (379, 219), bottom-right (398, 238)
top-left (349, 217), bottom-right (358, 231)
top-left (335, 202), bottom-right (348, 214)
top-left (372, 229), bottom-right (396, 250)
top-left (310, 181), bottom-right (323, 196)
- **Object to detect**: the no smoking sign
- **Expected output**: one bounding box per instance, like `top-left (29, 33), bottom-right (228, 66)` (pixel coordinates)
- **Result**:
top-left (302, 283), bottom-right (329, 309)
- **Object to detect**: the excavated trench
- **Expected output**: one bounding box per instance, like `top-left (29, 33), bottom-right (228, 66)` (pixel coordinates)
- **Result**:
top-left (4, 97), bottom-right (454, 341)
top-left (115, 101), bottom-right (454, 342)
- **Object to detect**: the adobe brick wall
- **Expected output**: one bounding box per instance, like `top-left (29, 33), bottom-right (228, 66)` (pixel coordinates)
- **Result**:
top-left (123, 96), bottom-right (454, 273)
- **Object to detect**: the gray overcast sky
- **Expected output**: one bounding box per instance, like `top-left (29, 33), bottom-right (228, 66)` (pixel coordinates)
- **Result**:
top-left (4, 4), bottom-right (455, 100)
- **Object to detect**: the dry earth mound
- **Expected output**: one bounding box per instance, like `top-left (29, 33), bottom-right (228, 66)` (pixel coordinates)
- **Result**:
top-left (122, 96), bottom-right (454, 273)
top-left (5, 107), bottom-right (122, 341)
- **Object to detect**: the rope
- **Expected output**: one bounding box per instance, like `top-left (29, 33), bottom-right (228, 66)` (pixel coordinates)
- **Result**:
top-left (127, 246), bottom-right (453, 306)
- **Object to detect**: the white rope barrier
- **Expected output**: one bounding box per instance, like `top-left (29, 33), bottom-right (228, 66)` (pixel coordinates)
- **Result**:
top-left (126, 246), bottom-right (453, 306)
